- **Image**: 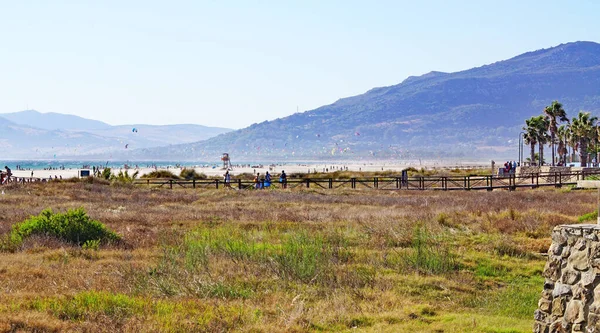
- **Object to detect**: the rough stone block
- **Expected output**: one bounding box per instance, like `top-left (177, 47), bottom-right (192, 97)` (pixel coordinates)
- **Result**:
top-left (562, 269), bottom-right (581, 285)
top-left (569, 249), bottom-right (590, 271)
top-left (582, 269), bottom-right (597, 286)
top-left (565, 299), bottom-right (585, 324)
top-left (544, 258), bottom-right (562, 281)
top-left (535, 309), bottom-right (548, 321)
top-left (552, 297), bottom-right (566, 316)
top-left (553, 284), bottom-right (572, 298)
top-left (539, 299), bottom-right (552, 312)
top-left (533, 321), bottom-right (549, 333)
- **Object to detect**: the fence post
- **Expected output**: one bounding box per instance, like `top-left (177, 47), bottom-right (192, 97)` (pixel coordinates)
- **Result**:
top-left (488, 175), bottom-right (493, 191)
top-left (467, 176), bottom-right (471, 190)
top-left (374, 177), bottom-right (378, 189)
top-left (193, 179), bottom-right (196, 189)
top-left (306, 179), bottom-right (310, 188)
top-left (216, 179), bottom-right (219, 189)
top-left (536, 173), bottom-right (539, 188)
top-left (558, 172), bottom-right (562, 188)
top-left (238, 179), bottom-right (242, 190)
top-left (443, 177), bottom-right (447, 191)
top-left (395, 177), bottom-right (400, 189)
top-left (169, 179), bottom-right (173, 189)
top-left (351, 178), bottom-right (356, 189)
top-left (147, 179), bottom-right (150, 187)
top-left (329, 178), bottom-right (333, 189)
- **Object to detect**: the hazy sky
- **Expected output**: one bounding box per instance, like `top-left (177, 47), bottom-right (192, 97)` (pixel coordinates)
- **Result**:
top-left (1, 1), bottom-right (599, 129)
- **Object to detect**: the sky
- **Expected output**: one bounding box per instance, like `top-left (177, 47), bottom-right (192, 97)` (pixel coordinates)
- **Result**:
top-left (0, 1), bottom-right (599, 129)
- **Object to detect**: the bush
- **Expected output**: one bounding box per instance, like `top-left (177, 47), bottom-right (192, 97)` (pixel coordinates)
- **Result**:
top-left (578, 211), bottom-right (598, 223)
top-left (9, 208), bottom-right (120, 248)
top-left (180, 168), bottom-right (207, 180)
top-left (101, 168), bottom-right (112, 180)
top-left (141, 170), bottom-right (180, 179)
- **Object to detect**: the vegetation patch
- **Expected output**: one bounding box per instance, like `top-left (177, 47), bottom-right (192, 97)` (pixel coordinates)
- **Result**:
top-left (141, 170), bottom-right (180, 179)
top-left (6, 208), bottom-right (120, 250)
top-left (400, 226), bottom-right (459, 274)
top-left (180, 168), bottom-right (207, 180)
top-left (578, 211), bottom-right (598, 223)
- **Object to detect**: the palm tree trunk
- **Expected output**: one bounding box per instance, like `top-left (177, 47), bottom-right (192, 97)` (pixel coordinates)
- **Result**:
top-left (580, 140), bottom-right (588, 167)
top-left (530, 143), bottom-right (535, 166)
top-left (551, 132), bottom-right (555, 166)
top-left (539, 143), bottom-right (544, 166)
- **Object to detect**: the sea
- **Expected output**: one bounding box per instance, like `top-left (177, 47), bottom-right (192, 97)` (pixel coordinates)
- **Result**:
top-left (0, 160), bottom-right (304, 170)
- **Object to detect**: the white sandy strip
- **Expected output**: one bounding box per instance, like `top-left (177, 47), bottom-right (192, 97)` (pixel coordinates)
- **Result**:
top-left (9, 160), bottom-right (489, 180)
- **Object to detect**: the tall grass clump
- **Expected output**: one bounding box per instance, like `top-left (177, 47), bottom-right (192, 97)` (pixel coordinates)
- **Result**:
top-left (273, 232), bottom-right (331, 283)
top-left (8, 208), bottom-right (120, 248)
top-left (402, 225), bottom-right (458, 274)
top-left (110, 170), bottom-right (139, 184)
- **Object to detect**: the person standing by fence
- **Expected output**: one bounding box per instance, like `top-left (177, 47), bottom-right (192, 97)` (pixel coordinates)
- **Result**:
top-left (280, 170), bottom-right (287, 189)
top-left (224, 170), bottom-right (231, 188)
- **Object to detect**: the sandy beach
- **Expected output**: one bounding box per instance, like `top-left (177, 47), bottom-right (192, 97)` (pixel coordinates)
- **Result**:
top-left (8, 160), bottom-right (489, 180)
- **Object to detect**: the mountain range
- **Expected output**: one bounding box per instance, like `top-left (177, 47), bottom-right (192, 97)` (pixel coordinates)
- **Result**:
top-left (126, 41), bottom-right (600, 161)
top-left (0, 110), bottom-right (232, 159)
top-left (3, 41), bottom-right (600, 161)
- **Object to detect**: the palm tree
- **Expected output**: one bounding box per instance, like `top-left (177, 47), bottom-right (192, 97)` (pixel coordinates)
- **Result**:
top-left (523, 116), bottom-right (542, 166)
top-left (543, 101), bottom-right (569, 166)
top-left (571, 111), bottom-right (598, 167)
top-left (523, 115), bottom-right (549, 165)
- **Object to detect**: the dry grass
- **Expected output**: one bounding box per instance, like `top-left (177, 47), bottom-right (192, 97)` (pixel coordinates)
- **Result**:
top-left (0, 181), bottom-right (595, 332)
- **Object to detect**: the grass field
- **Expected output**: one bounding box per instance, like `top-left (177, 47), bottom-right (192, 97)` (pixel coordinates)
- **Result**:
top-left (0, 180), bottom-right (595, 332)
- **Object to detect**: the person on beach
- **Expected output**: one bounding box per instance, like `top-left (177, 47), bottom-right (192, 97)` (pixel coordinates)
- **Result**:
top-left (4, 166), bottom-right (11, 184)
top-left (280, 170), bottom-right (287, 189)
top-left (254, 173), bottom-right (261, 189)
top-left (265, 171), bottom-right (271, 188)
top-left (224, 170), bottom-right (231, 188)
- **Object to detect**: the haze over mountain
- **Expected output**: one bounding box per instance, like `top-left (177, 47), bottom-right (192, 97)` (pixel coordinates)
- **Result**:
top-left (125, 41), bottom-right (600, 161)
top-left (0, 110), bottom-right (232, 159)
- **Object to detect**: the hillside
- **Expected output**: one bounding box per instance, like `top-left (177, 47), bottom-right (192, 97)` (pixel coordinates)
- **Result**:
top-left (131, 41), bottom-right (600, 161)
top-left (0, 111), bottom-right (233, 159)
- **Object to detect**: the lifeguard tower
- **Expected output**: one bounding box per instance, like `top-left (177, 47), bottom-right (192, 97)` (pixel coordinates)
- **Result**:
top-left (221, 153), bottom-right (232, 170)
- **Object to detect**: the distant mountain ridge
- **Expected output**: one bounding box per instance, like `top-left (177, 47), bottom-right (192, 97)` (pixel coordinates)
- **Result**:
top-left (1, 110), bottom-right (112, 131)
top-left (0, 110), bottom-right (233, 159)
top-left (127, 41), bottom-right (600, 161)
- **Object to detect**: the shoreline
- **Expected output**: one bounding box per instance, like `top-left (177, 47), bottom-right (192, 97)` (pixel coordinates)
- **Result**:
top-left (7, 160), bottom-right (490, 180)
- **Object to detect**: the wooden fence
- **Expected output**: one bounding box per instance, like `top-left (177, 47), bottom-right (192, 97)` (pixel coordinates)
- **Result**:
top-left (130, 170), bottom-right (600, 191)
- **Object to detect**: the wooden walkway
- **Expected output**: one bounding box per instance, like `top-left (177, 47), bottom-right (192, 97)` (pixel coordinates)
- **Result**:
top-left (131, 170), bottom-right (600, 191)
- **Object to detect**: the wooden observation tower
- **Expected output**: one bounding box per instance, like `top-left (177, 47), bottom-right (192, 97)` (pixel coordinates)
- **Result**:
top-left (221, 153), bottom-right (232, 170)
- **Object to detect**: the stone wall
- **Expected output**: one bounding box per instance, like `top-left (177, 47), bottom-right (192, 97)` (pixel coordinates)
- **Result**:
top-left (535, 224), bottom-right (600, 332)
top-left (518, 166), bottom-right (572, 176)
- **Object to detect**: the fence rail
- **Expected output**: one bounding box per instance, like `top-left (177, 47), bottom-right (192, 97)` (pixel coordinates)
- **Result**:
top-left (128, 170), bottom-right (600, 191)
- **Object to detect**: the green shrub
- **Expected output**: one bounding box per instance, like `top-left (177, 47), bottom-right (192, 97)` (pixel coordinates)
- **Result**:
top-left (578, 211), bottom-right (598, 223)
top-left (180, 168), bottom-right (207, 180)
top-left (9, 208), bottom-right (120, 247)
top-left (101, 168), bottom-right (112, 180)
top-left (141, 170), bottom-right (180, 179)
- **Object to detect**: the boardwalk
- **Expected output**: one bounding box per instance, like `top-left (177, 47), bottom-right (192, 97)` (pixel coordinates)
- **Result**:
top-left (130, 170), bottom-right (600, 191)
